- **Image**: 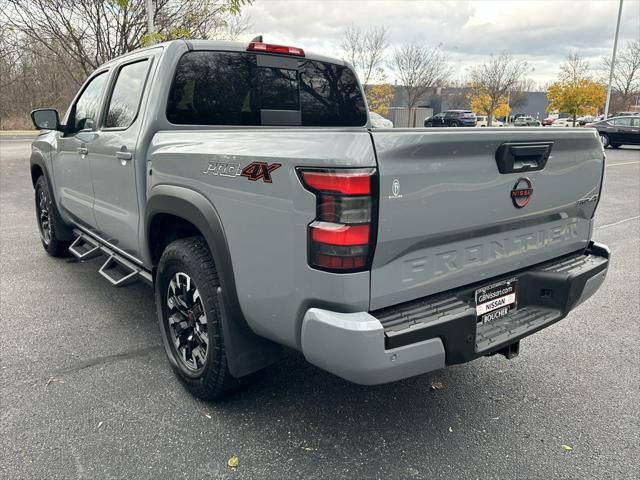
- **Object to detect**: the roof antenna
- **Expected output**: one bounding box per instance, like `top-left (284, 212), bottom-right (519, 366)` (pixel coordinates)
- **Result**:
top-left (250, 35), bottom-right (263, 43)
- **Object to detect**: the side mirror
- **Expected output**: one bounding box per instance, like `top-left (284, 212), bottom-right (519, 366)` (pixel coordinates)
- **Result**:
top-left (31, 109), bottom-right (61, 131)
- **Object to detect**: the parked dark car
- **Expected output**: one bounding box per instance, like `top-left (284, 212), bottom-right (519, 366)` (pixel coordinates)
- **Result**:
top-left (588, 116), bottom-right (640, 148)
top-left (424, 110), bottom-right (476, 127)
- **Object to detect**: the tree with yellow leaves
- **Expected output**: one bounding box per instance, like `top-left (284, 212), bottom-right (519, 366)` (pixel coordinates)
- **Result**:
top-left (367, 83), bottom-right (395, 116)
top-left (468, 91), bottom-right (510, 119)
top-left (468, 52), bottom-right (528, 125)
top-left (547, 53), bottom-right (606, 126)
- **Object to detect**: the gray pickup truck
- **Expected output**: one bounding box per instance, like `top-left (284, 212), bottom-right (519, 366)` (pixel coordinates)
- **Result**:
top-left (29, 40), bottom-right (610, 399)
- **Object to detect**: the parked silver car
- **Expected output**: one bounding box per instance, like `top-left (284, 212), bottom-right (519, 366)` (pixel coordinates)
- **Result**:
top-left (369, 111), bottom-right (393, 128)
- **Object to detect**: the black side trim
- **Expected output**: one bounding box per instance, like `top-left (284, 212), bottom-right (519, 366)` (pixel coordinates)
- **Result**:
top-left (145, 185), bottom-right (283, 377)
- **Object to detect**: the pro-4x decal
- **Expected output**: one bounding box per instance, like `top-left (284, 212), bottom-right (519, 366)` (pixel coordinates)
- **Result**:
top-left (203, 160), bottom-right (281, 183)
top-left (241, 162), bottom-right (281, 183)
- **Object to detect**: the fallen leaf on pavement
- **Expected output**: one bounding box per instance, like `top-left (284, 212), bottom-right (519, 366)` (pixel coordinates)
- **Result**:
top-left (97, 421), bottom-right (103, 429)
top-left (430, 380), bottom-right (443, 390)
top-left (448, 426), bottom-right (453, 433)
top-left (561, 444), bottom-right (573, 451)
top-left (228, 455), bottom-right (239, 469)
top-left (205, 414), bottom-right (212, 419)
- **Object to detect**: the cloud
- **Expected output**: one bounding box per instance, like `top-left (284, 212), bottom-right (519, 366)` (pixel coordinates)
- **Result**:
top-left (244, 0), bottom-right (640, 84)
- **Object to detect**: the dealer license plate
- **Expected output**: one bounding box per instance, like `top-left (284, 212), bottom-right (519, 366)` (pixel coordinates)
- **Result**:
top-left (475, 278), bottom-right (518, 325)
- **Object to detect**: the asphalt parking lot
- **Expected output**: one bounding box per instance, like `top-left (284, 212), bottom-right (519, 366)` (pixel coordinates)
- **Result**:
top-left (1, 137), bottom-right (638, 479)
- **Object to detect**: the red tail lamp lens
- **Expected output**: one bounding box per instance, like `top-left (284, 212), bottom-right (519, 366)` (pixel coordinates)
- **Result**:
top-left (300, 170), bottom-right (372, 195)
top-left (299, 168), bottom-right (376, 273)
top-left (310, 222), bottom-right (370, 246)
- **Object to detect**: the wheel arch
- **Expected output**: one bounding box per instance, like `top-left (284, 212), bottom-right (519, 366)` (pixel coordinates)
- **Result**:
top-left (145, 185), bottom-right (283, 377)
top-left (30, 152), bottom-right (49, 188)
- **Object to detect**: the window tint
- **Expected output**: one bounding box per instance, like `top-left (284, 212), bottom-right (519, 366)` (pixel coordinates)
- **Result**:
top-left (73, 72), bottom-right (108, 132)
top-left (631, 117), bottom-right (640, 127)
top-left (259, 66), bottom-right (299, 110)
top-left (168, 51), bottom-right (259, 126)
top-left (105, 60), bottom-right (149, 128)
top-left (298, 59), bottom-right (367, 126)
top-left (167, 51), bottom-right (367, 127)
top-left (613, 117), bottom-right (632, 126)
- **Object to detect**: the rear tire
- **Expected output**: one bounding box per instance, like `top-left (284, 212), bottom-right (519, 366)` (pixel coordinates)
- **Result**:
top-left (450, 121), bottom-right (459, 127)
top-left (425, 121), bottom-right (433, 127)
top-left (34, 175), bottom-right (71, 257)
top-left (155, 236), bottom-right (239, 400)
top-left (599, 133), bottom-right (610, 148)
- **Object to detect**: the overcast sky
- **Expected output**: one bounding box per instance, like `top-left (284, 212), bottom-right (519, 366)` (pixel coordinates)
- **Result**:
top-left (244, 0), bottom-right (640, 87)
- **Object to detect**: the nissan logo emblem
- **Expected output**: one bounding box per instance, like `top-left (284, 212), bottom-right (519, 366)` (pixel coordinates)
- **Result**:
top-left (510, 177), bottom-right (533, 208)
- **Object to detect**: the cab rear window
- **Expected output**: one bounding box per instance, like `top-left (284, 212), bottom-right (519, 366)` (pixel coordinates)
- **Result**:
top-left (166, 51), bottom-right (367, 127)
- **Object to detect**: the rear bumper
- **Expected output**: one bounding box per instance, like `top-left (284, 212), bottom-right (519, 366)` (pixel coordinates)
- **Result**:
top-left (300, 242), bottom-right (609, 385)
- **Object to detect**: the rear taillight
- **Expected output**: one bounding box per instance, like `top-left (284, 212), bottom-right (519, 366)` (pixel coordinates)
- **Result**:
top-left (299, 168), bottom-right (377, 272)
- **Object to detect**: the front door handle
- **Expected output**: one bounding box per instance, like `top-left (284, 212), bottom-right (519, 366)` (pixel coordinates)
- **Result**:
top-left (77, 147), bottom-right (88, 155)
top-left (116, 151), bottom-right (132, 161)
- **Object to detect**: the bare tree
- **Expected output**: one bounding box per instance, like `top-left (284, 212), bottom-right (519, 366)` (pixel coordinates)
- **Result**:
top-left (469, 51), bottom-right (528, 125)
top-left (2, 0), bottom-right (253, 77)
top-left (560, 51), bottom-right (590, 83)
top-left (341, 24), bottom-right (388, 91)
top-left (391, 42), bottom-right (450, 113)
top-left (601, 40), bottom-right (640, 112)
top-left (210, 11), bottom-right (252, 41)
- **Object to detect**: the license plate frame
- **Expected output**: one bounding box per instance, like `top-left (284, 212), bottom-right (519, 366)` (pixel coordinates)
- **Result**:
top-left (475, 277), bottom-right (518, 325)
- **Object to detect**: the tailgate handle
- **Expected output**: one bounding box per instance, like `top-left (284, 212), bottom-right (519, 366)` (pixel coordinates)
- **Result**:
top-left (495, 141), bottom-right (553, 174)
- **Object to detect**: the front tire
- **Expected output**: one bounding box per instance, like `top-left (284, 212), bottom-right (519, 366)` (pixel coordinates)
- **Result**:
top-left (155, 236), bottom-right (238, 400)
top-left (610, 143), bottom-right (621, 149)
top-left (425, 121), bottom-right (433, 127)
top-left (34, 175), bottom-right (71, 257)
top-left (450, 121), bottom-right (459, 127)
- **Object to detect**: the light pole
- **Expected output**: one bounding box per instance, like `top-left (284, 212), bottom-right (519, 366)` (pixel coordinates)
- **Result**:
top-left (146, 0), bottom-right (155, 37)
top-left (604, 0), bottom-right (624, 119)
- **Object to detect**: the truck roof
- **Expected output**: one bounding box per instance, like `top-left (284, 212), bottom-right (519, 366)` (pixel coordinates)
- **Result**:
top-left (102, 39), bottom-right (347, 69)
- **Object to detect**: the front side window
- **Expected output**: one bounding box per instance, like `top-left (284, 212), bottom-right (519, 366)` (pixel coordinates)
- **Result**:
top-left (72, 72), bottom-right (108, 132)
top-left (166, 51), bottom-right (367, 127)
top-left (105, 60), bottom-right (150, 128)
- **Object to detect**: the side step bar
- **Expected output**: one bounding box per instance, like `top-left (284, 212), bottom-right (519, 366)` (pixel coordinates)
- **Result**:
top-left (69, 235), bottom-right (101, 260)
top-left (70, 229), bottom-right (152, 287)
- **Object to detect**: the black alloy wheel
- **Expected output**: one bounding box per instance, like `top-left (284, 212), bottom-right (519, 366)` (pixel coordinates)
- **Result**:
top-left (165, 271), bottom-right (209, 373)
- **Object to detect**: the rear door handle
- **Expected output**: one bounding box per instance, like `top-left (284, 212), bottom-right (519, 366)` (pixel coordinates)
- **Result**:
top-left (77, 147), bottom-right (88, 155)
top-left (116, 151), bottom-right (132, 161)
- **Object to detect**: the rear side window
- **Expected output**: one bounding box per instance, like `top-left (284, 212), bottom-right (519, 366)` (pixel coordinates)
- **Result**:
top-left (105, 60), bottom-right (149, 128)
top-left (612, 117), bottom-right (631, 126)
top-left (166, 51), bottom-right (367, 127)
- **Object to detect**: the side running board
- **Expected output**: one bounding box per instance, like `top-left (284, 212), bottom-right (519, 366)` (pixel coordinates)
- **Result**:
top-left (69, 235), bottom-right (101, 260)
top-left (70, 229), bottom-right (152, 287)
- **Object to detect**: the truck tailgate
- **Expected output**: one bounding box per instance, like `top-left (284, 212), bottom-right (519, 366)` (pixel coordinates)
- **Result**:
top-left (369, 128), bottom-right (604, 310)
